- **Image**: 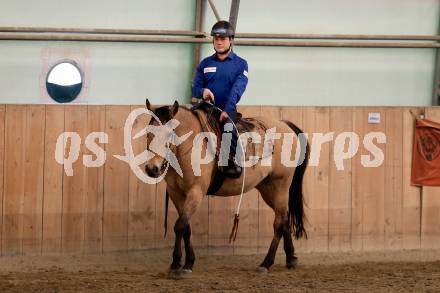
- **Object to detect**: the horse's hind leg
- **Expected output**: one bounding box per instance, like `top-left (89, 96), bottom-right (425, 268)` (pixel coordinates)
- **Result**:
top-left (257, 178), bottom-right (290, 272)
top-left (283, 221), bottom-right (298, 269)
top-left (258, 210), bottom-right (288, 272)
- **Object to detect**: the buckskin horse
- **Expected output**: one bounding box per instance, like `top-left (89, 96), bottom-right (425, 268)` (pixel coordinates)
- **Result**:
top-left (143, 99), bottom-right (309, 277)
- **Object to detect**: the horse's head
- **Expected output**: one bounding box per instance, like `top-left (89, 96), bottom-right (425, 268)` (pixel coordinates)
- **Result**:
top-left (144, 98), bottom-right (179, 178)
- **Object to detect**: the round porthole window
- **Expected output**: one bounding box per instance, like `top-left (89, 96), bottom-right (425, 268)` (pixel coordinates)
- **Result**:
top-left (46, 61), bottom-right (83, 103)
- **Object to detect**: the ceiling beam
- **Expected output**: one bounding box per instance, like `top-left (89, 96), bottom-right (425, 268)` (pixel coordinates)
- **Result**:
top-left (207, 0), bottom-right (221, 21)
top-left (229, 0), bottom-right (240, 31)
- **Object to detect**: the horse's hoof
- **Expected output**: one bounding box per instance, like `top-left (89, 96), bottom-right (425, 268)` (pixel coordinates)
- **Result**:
top-left (168, 269), bottom-right (182, 279)
top-left (181, 268), bottom-right (193, 274)
top-left (257, 266), bottom-right (269, 274)
top-left (286, 258), bottom-right (298, 269)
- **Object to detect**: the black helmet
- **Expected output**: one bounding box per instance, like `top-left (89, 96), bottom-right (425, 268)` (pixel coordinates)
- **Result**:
top-left (210, 20), bottom-right (234, 38)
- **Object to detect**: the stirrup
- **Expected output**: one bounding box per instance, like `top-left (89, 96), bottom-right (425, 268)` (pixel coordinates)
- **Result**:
top-left (224, 160), bottom-right (242, 179)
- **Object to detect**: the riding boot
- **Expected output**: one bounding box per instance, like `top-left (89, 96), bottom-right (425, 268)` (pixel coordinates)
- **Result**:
top-left (221, 110), bottom-right (243, 179)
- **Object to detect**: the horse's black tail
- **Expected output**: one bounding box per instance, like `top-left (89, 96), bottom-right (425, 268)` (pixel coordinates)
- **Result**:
top-left (164, 190), bottom-right (169, 238)
top-left (283, 120), bottom-right (309, 239)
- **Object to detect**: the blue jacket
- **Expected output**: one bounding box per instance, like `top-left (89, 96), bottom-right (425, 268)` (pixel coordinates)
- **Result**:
top-left (192, 51), bottom-right (248, 114)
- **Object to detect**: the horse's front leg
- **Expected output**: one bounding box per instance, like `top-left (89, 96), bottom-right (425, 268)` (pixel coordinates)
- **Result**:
top-left (168, 186), bottom-right (203, 278)
top-left (170, 215), bottom-right (187, 273)
top-left (182, 223), bottom-right (195, 272)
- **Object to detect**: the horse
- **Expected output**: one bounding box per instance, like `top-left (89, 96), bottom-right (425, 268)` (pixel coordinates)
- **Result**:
top-left (143, 99), bottom-right (309, 277)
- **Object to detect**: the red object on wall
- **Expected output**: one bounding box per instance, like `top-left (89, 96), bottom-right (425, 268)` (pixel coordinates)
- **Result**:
top-left (411, 118), bottom-right (440, 186)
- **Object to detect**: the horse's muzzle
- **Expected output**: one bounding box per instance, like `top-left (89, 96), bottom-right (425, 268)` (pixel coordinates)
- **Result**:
top-left (145, 164), bottom-right (161, 178)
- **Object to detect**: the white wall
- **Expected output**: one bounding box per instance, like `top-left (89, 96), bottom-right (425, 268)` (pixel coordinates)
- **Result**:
top-left (0, 41), bottom-right (194, 105)
top-left (0, 0), bottom-right (195, 105)
top-left (0, 0), bottom-right (438, 105)
top-left (202, 0), bottom-right (440, 106)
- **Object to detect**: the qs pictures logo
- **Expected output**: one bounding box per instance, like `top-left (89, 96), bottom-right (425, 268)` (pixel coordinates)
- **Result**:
top-left (55, 109), bottom-right (387, 183)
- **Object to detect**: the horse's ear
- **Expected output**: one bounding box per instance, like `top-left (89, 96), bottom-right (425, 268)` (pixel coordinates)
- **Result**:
top-left (170, 100), bottom-right (179, 118)
top-left (146, 98), bottom-right (154, 112)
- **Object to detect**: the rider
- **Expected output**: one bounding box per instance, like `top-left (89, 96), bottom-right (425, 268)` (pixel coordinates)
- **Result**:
top-left (192, 20), bottom-right (249, 178)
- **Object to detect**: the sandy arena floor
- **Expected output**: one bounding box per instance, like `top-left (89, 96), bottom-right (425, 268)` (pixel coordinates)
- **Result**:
top-left (0, 249), bottom-right (440, 292)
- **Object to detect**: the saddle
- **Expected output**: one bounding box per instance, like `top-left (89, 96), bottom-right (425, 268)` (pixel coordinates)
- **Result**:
top-left (191, 100), bottom-right (267, 156)
top-left (190, 100), bottom-right (268, 194)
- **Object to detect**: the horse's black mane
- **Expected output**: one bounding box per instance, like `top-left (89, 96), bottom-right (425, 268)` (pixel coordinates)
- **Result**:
top-left (154, 104), bottom-right (264, 133)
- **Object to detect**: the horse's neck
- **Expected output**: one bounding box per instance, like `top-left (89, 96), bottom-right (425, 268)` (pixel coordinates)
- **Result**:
top-left (174, 108), bottom-right (203, 153)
